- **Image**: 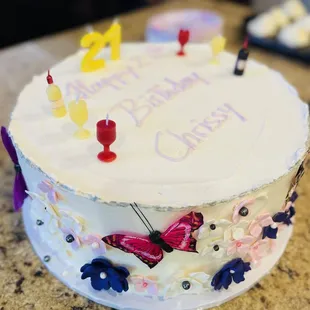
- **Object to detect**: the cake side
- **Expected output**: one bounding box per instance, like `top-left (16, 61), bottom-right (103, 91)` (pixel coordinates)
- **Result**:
top-left (20, 150), bottom-right (303, 299)
top-left (8, 43), bottom-right (309, 208)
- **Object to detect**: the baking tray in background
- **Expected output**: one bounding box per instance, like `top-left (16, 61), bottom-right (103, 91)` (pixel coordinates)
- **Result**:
top-left (243, 15), bottom-right (310, 64)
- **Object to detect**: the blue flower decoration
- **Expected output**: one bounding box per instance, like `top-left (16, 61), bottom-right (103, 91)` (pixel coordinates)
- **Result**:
top-left (289, 191), bottom-right (298, 203)
top-left (262, 225), bottom-right (278, 239)
top-left (211, 258), bottom-right (251, 291)
top-left (80, 258), bottom-right (130, 293)
top-left (273, 206), bottom-right (295, 226)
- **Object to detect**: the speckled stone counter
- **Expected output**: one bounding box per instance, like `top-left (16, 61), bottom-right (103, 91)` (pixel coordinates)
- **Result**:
top-left (0, 1), bottom-right (310, 309)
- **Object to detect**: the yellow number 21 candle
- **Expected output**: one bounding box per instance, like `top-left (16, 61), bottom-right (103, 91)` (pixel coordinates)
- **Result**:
top-left (80, 19), bottom-right (122, 72)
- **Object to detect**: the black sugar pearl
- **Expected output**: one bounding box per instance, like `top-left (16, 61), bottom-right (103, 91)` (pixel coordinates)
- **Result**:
top-left (182, 280), bottom-right (191, 290)
top-left (239, 207), bottom-right (249, 217)
top-left (213, 245), bottom-right (220, 251)
top-left (36, 219), bottom-right (44, 226)
top-left (43, 255), bottom-right (51, 262)
top-left (210, 224), bottom-right (216, 230)
top-left (66, 234), bottom-right (75, 243)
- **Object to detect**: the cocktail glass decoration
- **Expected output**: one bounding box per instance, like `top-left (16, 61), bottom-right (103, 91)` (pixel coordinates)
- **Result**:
top-left (96, 114), bottom-right (117, 163)
top-left (210, 35), bottom-right (226, 65)
top-left (177, 29), bottom-right (190, 56)
top-left (68, 96), bottom-right (91, 140)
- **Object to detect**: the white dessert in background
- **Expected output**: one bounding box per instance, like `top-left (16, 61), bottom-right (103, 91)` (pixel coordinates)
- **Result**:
top-left (270, 7), bottom-right (290, 28)
top-left (247, 13), bottom-right (279, 38)
top-left (295, 15), bottom-right (310, 31)
top-left (247, 6), bottom-right (290, 38)
top-left (282, 0), bottom-right (308, 20)
top-left (278, 24), bottom-right (310, 48)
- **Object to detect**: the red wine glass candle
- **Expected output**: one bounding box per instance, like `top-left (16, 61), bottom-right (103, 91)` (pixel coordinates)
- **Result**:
top-left (96, 115), bottom-right (117, 163)
top-left (177, 29), bottom-right (190, 56)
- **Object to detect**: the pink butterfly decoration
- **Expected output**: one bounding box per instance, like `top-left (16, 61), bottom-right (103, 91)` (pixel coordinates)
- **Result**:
top-left (102, 211), bottom-right (203, 269)
top-left (82, 234), bottom-right (106, 255)
top-left (232, 199), bottom-right (255, 223)
top-left (131, 276), bottom-right (158, 295)
top-left (248, 213), bottom-right (275, 238)
top-left (38, 180), bottom-right (61, 204)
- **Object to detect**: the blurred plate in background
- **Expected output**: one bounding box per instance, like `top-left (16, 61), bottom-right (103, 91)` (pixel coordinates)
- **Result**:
top-left (146, 10), bottom-right (223, 42)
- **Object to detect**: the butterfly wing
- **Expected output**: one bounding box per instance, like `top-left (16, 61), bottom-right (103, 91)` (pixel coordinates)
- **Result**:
top-left (161, 212), bottom-right (203, 252)
top-left (102, 234), bottom-right (163, 269)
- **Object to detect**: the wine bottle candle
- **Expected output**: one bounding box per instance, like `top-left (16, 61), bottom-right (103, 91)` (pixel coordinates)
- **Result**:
top-left (96, 115), bottom-right (117, 163)
top-left (234, 37), bottom-right (249, 76)
top-left (46, 70), bottom-right (67, 118)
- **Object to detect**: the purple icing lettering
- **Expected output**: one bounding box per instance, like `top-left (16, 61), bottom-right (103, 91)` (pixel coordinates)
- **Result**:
top-left (166, 130), bottom-right (202, 150)
top-left (113, 99), bottom-right (152, 127)
top-left (211, 111), bottom-right (229, 122)
top-left (146, 95), bottom-right (165, 108)
top-left (65, 80), bottom-right (90, 99)
top-left (149, 85), bottom-right (174, 101)
top-left (130, 56), bottom-right (151, 68)
top-left (190, 120), bottom-right (209, 138)
top-left (155, 131), bottom-right (190, 162)
top-left (219, 103), bottom-right (247, 122)
top-left (191, 72), bottom-right (209, 85)
top-left (125, 66), bottom-right (140, 80)
top-left (164, 78), bottom-right (183, 93)
top-left (97, 78), bottom-right (121, 91)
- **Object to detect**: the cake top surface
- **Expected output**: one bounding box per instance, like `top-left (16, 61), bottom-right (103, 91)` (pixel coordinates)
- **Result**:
top-left (9, 43), bottom-right (309, 208)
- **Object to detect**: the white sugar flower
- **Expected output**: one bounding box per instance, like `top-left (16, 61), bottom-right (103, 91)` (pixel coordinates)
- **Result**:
top-left (198, 219), bottom-right (232, 241)
top-left (198, 240), bottom-right (229, 259)
top-left (164, 272), bottom-right (211, 298)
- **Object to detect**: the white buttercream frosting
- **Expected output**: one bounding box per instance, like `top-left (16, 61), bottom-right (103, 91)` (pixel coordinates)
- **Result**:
top-left (9, 43), bottom-right (309, 208)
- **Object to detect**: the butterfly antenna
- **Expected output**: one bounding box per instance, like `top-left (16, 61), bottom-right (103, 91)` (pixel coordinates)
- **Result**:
top-left (134, 202), bottom-right (155, 232)
top-left (130, 203), bottom-right (153, 233)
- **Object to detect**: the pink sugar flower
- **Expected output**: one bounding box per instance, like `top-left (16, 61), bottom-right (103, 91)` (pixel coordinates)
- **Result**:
top-left (249, 239), bottom-right (274, 266)
top-left (232, 199), bottom-right (255, 224)
top-left (249, 213), bottom-right (275, 238)
top-left (131, 276), bottom-right (158, 295)
top-left (82, 234), bottom-right (106, 255)
top-left (38, 180), bottom-right (62, 204)
top-left (60, 227), bottom-right (82, 250)
top-left (227, 236), bottom-right (255, 256)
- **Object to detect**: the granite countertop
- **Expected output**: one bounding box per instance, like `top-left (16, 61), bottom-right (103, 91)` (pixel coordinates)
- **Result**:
top-left (0, 1), bottom-right (310, 309)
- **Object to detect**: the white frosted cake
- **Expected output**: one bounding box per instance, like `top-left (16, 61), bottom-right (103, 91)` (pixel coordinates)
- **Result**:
top-left (2, 43), bottom-right (309, 310)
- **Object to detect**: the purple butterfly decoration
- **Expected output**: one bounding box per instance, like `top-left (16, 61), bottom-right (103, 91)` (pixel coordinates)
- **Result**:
top-left (1, 126), bottom-right (28, 211)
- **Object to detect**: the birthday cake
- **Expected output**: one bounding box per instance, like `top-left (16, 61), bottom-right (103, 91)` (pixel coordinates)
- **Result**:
top-left (2, 42), bottom-right (309, 310)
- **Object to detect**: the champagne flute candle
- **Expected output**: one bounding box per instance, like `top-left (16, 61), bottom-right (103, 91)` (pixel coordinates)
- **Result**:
top-left (68, 97), bottom-right (91, 140)
top-left (46, 70), bottom-right (67, 118)
top-left (96, 115), bottom-right (117, 163)
top-left (209, 35), bottom-right (226, 65)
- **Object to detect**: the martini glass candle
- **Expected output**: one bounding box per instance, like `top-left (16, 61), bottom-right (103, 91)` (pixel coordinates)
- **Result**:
top-left (68, 97), bottom-right (91, 140)
top-left (210, 35), bottom-right (226, 65)
top-left (96, 115), bottom-right (117, 163)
